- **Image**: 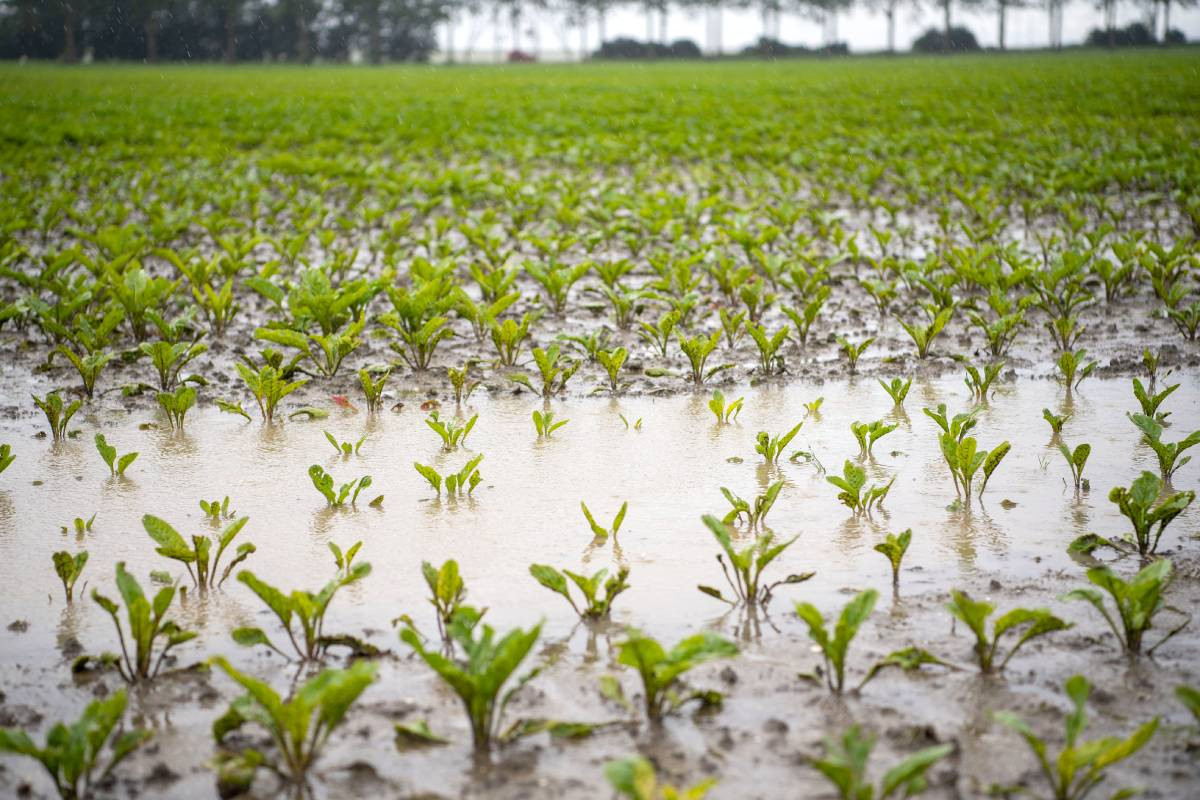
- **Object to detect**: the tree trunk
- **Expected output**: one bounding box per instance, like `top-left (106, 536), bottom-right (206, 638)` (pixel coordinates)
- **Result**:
top-left (493, 7), bottom-right (501, 62)
top-left (145, 17), bottom-right (159, 63)
top-left (578, 11), bottom-right (586, 60)
top-left (368, 3), bottom-right (382, 64)
top-left (598, 9), bottom-right (606, 44)
top-left (886, 8), bottom-right (895, 53)
top-left (297, 18), bottom-right (310, 63)
top-left (224, 8), bottom-right (237, 63)
top-left (943, 0), bottom-right (952, 52)
top-left (645, 4), bottom-right (654, 45)
top-left (1106, 0), bottom-right (1115, 47)
top-left (511, 8), bottom-right (520, 54)
top-left (715, 7), bottom-right (722, 54)
top-left (62, 4), bottom-right (78, 63)
top-left (659, 7), bottom-right (667, 44)
top-left (997, 1), bottom-right (1006, 50)
top-left (447, 14), bottom-right (456, 63)
top-left (1163, 0), bottom-right (1171, 42)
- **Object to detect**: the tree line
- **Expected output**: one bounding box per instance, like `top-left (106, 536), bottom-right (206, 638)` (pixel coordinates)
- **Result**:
top-left (0, 0), bottom-right (1192, 63)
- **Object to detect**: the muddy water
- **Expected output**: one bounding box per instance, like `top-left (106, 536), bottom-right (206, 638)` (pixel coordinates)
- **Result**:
top-left (0, 374), bottom-right (1198, 798)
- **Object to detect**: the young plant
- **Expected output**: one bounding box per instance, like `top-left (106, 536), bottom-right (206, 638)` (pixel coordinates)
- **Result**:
top-left (697, 515), bottom-right (811, 607)
top-left (232, 560), bottom-right (372, 662)
top-left (0, 690), bottom-right (151, 800)
top-left (946, 589), bottom-right (1070, 673)
top-left (851, 419), bottom-right (898, 459)
top-left (782, 289), bottom-right (829, 348)
top-left (199, 495), bottom-right (235, 520)
top-left (1055, 348), bottom-right (1096, 391)
top-left (142, 513), bottom-right (254, 591)
top-left (530, 563), bottom-right (631, 620)
top-left (795, 589), bottom-right (878, 693)
top-left (708, 390), bottom-right (743, 425)
top-left (994, 675), bottom-right (1158, 800)
top-left (878, 377), bottom-right (911, 408)
top-left (639, 310), bottom-right (680, 357)
top-left (1057, 442), bottom-right (1091, 493)
top-left (156, 385), bottom-right (195, 431)
top-left (581, 500), bottom-right (628, 541)
top-left (1177, 685), bottom-right (1200, 728)
top-left (53, 550), bottom-right (88, 603)
top-left (836, 335), bottom-right (873, 374)
top-left (896, 308), bottom-right (952, 359)
top-left (596, 347), bottom-right (629, 392)
top-left (606, 629), bottom-right (738, 721)
top-left (420, 559), bottom-right (472, 641)
top-left (400, 611), bottom-right (542, 751)
top-left (138, 339), bottom-right (207, 391)
top-left (489, 313), bottom-right (533, 367)
top-left (605, 756), bottom-right (716, 800)
top-left (55, 345), bottom-right (113, 400)
top-left (447, 363), bottom-right (482, 405)
top-left (747, 322), bottom-right (788, 376)
top-left (1042, 408), bottom-right (1070, 437)
top-left (94, 434), bottom-right (137, 477)
top-left (210, 657), bottom-right (376, 797)
top-left (91, 562), bottom-right (197, 683)
top-left (720, 476), bottom-right (784, 525)
top-left (33, 392), bottom-right (81, 441)
top-left (874, 529), bottom-right (912, 589)
top-left (425, 411), bottom-right (477, 451)
top-left (308, 464), bottom-right (373, 507)
top-left (810, 725), bottom-right (952, 800)
top-left (257, 317), bottom-right (365, 378)
top-left (755, 422), bottom-right (802, 464)
top-left (963, 361), bottom-right (1004, 404)
top-left (1110, 471), bottom-right (1194, 558)
top-left (324, 430), bottom-right (366, 456)
top-left (532, 409), bottom-right (568, 438)
top-left (236, 363), bottom-right (306, 423)
top-left (510, 344), bottom-right (579, 398)
top-left (678, 331), bottom-right (730, 385)
top-left (827, 461), bottom-right (895, 516)
top-left (358, 367), bottom-right (389, 413)
top-left (1129, 413), bottom-right (1200, 483)
top-left (0, 443), bottom-right (13, 475)
top-left (414, 455), bottom-right (483, 498)
top-left (938, 434), bottom-right (1010, 500)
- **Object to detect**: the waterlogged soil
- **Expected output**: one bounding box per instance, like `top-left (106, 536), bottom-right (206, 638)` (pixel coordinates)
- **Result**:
top-left (0, 375), bottom-right (1198, 798)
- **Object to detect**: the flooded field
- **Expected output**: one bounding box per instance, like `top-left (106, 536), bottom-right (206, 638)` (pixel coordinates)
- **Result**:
top-left (1, 374), bottom-right (1198, 798)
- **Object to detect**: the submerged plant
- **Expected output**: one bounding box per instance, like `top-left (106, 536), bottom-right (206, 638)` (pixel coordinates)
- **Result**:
top-left (1057, 442), bottom-right (1090, 493)
top-left (606, 629), bottom-right (738, 722)
top-left (414, 455), bottom-right (483, 498)
top-left (532, 409), bottom-right (568, 438)
top-left (56, 345), bottom-right (113, 400)
top-left (878, 377), bottom-right (911, 408)
top-left (994, 675), bottom-right (1158, 800)
top-left (946, 589), bottom-right (1070, 673)
top-left (0, 690), bottom-right (151, 800)
top-left (1107, 471), bottom-right (1194, 556)
top-left (308, 464), bottom-right (373, 507)
top-left (211, 657), bottom-right (376, 798)
top-left (401, 611), bottom-right (542, 751)
top-left (796, 589), bottom-right (878, 693)
top-left (510, 344), bottom-right (579, 398)
top-left (678, 330), bottom-right (730, 385)
top-left (604, 756), bottom-right (716, 800)
top-left (232, 560), bottom-right (371, 662)
top-left (1129, 413), bottom-right (1200, 483)
top-left (143, 513), bottom-right (254, 591)
top-left (236, 364), bottom-right (306, 423)
top-left (157, 385), bottom-right (195, 431)
top-left (719, 480), bottom-right (783, 528)
top-left (755, 422), bottom-right (802, 464)
top-left (358, 368), bottom-right (390, 413)
top-left (851, 419), bottom-right (898, 459)
top-left (581, 500), bottom-right (628, 540)
top-left (697, 515), bottom-right (811, 607)
top-left (827, 461), bottom-right (894, 516)
top-left (94, 434), bottom-right (137, 477)
top-left (33, 392), bottom-right (80, 441)
top-left (0, 443), bottom-right (13, 475)
top-left (91, 562), bottom-right (197, 683)
top-left (1132, 378), bottom-right (1177, 424)
top-left (530, 564), bottom-right (631, 620)
top-left (420, 559), bottom-right (472, 641)
top-left (873, 529), bottom-right (912, 589)
top-left (53, 550), bottom-right (88, 603)
top-left (324, 430), bottom-right (366, 456)
top-left (963, 361), bottom-right (1004, 404)
top-left (897, 308), bottom-right (952, 359)
top-left (1063, 559), bottom-right (1187, 656)
top-left (447, 363), bottom-right (482, 405)
top-left (708, 390), bottom-right (743, 425)
top-left (810, 725), bottom-right (952, 800)
top-left (425, 411), bottom-right (477, 451)
top-left (1042, 408), bottom-right (1070, 437)
top-left (938, 434), bottom-right (1010, 501)
top-left (1055, 348), bottom-right (1096, 391)
top-left (836, 335), bottom-right (873, 374)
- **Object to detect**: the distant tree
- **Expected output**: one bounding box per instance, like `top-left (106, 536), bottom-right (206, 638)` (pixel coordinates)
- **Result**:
top-left (864, 0), bottom-right (915, 53)
top-left (1044, 0), bottom-right (1065, 49)
top-left (990, 0), bottom-right (1029, 49)
top-left (913, 23), bottom-right (980, 50)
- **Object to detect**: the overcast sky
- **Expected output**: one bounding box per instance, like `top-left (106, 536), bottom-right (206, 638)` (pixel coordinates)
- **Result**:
top-left (439, 4), bottom-right (1200, 60)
